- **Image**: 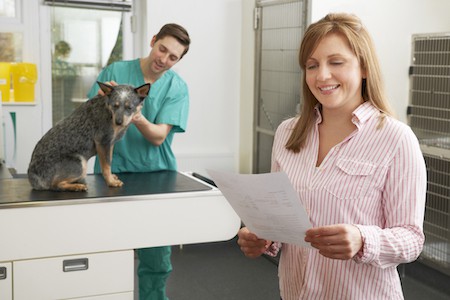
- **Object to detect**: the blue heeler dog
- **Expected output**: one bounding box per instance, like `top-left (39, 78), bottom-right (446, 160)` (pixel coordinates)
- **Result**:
top-left (28, 82), bottom-right (151, 191)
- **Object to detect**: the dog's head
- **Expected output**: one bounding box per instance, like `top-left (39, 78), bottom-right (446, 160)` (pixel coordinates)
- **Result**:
top-left (97, 81), bottom-right (151, 127)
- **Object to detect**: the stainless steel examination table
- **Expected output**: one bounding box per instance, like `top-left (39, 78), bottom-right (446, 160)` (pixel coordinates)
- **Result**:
top-left (0, 170), bottom-right (240, 300)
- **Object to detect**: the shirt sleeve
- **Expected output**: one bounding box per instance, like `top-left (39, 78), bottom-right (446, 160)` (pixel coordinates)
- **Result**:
top-left (265, 241), bottom-right (281, 257)
top-left (155, 78), bottom-right (189, 133)
top-left (353, 127), bottom-right (427, 268)
top-left (263, 121), bottom-right (289, 257)
top-left (271, 120), bottom-right (287, 173)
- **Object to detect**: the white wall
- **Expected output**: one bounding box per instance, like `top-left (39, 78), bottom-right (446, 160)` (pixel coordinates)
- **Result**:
top-left (239, 1), bottom-right (256, 174)
top-left (144, 0), bottom-right (242, 175)
top-left (310, 0), bottom-right (450, 123)
top-left (7, 0), bottom-right (242, 175)
top-left (238, 0), bottom-right (450, 173)
top-left (9, 0), bottom-right (450, 175)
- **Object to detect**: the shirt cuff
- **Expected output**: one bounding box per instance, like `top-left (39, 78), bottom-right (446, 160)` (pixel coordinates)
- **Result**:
top-left (353, 225), bottom-right (380, 264)
top-left (264, 241), bottom-right (281, 257)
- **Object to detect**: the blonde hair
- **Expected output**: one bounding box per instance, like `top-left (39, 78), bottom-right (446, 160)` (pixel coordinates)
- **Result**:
top-left (285, 13), bottom-right (394, 152)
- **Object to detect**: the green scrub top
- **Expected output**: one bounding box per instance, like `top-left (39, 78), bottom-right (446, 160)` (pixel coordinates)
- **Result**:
top-left (87, 59), bottom-right (189, 173)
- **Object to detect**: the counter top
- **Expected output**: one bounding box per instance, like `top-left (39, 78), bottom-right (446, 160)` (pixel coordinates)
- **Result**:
top-left (0, 171), bottom-right (240, 262)
top-left (0, 170), bottom-right (211, 208)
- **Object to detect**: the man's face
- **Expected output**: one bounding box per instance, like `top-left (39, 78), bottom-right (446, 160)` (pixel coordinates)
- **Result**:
top-left (148, 36), bottom-right (186, 75)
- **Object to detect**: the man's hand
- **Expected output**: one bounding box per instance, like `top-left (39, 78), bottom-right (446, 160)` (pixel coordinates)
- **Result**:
top-left (98, 80), bottom-right (118, 96)
top-left (131, 111), bottom-right (143, 124)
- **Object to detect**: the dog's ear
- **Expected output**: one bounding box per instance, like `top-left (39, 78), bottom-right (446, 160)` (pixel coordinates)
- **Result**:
top-left (135, 83), bottom-right (151, 100)
top-left (97, 81), bottom-right (114, 96)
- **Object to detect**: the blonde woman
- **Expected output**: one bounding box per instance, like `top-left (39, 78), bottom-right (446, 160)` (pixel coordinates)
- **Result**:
top-left (238, 13), bottom-right (426, 300)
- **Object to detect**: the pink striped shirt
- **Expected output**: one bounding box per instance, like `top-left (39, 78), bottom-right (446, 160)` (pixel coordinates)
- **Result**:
top-left (270, 102), bottom-right (427, 300)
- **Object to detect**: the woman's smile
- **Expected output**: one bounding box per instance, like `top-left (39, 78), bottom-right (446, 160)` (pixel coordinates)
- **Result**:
top-left (318, 84), bottom-right (340, 93)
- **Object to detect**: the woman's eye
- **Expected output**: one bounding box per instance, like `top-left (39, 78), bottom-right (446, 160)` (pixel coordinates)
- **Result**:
top-left (306, 64), bottom-right (317, 70)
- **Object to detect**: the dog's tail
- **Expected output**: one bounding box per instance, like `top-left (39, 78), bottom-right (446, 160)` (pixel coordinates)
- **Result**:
top-left (27, 171), bottom-right (50, 190)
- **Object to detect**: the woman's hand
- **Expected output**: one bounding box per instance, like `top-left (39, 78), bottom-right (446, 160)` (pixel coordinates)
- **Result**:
top-left (237, 227), bottom-right (272, 258)
top-left (305, 224), bottom-right (363, 260)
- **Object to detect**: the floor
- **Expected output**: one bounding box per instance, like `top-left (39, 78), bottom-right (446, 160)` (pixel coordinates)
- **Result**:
top-left (134, 237), bottom-right (450, 300)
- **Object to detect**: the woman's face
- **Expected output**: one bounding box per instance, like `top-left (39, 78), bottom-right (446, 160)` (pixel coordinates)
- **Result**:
top-left (305, 33), bottom-right (365, 114)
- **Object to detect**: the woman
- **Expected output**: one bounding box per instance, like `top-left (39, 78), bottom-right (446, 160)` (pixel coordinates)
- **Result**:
top-left (238, 13), bottom-right (426, 300)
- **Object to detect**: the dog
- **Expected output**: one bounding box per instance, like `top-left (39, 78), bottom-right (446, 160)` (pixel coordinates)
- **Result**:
top-left (27, 81), bottom-right (151, 192)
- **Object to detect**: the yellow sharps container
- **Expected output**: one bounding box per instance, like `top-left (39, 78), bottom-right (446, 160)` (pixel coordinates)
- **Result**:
top-left (11, 62), bottom-right (38, 102)
top-left (0, 62), bottom-right (11, 102)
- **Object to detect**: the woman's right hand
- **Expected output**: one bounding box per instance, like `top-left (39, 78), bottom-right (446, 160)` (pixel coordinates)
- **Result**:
top-left (237, 227), bottom-right (272, 258)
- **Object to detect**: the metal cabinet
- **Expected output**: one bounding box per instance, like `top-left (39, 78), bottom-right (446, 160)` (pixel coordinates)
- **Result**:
top-left (408, 33), bottom-right (450, 276)
top-left (0, 262), bottom-right (12, 300)
top-left (12, 251), bottom-right (133, 300)
top-left (253, 0), bottom-right (307, 173)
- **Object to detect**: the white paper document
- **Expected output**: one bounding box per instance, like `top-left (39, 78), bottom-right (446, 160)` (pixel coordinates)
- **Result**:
top-left (207, 170), bottom-right (312, 248)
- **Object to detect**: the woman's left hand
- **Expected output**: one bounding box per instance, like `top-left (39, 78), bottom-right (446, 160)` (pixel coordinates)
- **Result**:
top-left (304, 224), bottom-right (363, 260)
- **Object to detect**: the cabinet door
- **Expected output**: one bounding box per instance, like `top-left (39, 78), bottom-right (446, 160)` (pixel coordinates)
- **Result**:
top-left (13, 250), bottom-right (133, 300)
top-left (0, 262), bottom-right (12, 300)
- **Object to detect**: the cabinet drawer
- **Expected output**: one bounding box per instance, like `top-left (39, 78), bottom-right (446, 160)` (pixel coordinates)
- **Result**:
top-left (0, 262), bottom-right (12, 300)
top-left (13, 250), bottom-right (133, 300)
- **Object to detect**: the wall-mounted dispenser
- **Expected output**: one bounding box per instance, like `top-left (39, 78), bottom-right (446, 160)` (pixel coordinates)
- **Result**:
top-left (0, 62), bottom-right (38, 103)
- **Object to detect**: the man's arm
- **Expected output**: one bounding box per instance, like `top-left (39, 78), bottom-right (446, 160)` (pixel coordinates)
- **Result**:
top-left (132, 113), bottom-right (172, 146)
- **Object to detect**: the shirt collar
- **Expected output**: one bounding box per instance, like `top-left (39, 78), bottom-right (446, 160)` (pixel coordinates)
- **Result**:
top-left (313, 101), bottom-right (379, 126)
top-left (351, 101), bottom-right (379, 126)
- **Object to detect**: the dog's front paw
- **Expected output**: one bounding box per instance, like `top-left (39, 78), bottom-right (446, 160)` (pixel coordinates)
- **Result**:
top-left (106, 174), bottom-right (123, 188)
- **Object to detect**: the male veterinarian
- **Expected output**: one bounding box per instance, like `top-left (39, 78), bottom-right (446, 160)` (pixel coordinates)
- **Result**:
top-left (87, 23), bottom-right (190, 300)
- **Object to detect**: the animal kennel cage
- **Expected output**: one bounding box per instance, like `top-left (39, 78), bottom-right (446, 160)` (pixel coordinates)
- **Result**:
top-left (253, 0), bottom-right (307, 173)
top-left (408, 32), bottom-right (450, 276)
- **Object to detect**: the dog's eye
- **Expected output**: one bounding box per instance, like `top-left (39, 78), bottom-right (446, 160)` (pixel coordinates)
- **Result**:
top-left (113, 102), bottom-right (120, 108)
top-left (124, 104), bottom-right (133, 111)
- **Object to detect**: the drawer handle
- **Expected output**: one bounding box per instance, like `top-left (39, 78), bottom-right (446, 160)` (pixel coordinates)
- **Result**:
top-left (0, 266), bottom-right (6, 280)
top-left (63, 258), bottom-right (89, 272)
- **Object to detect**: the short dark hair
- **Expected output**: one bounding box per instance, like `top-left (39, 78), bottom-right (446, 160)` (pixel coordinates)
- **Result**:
top-left (155, 23), bottom-right (191, 59)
